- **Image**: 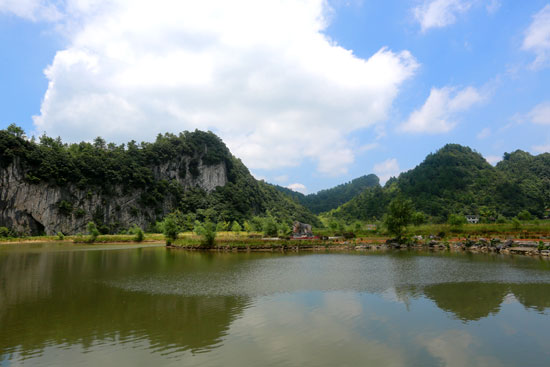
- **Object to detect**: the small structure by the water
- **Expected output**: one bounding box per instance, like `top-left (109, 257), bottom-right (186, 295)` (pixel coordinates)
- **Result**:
top-left (465, 215), bottom-right (480, 224)
top-left (293, 221), bottom-right (313, 238)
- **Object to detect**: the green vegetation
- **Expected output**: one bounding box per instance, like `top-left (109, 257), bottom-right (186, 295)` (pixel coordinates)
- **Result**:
top-left (3, 125), bottom-right (550, 239)
top-left (195, 220), bottom-right (217, 247)
top-left (448, 214), bottom-right (467, 228)
top-left (329, 144), bottom-right (550, 223)
top-left (383, 197), bottom-right (413, 241)
top-left (129, 225), bottom-right (144, 242)
top-left (161, 213), bottom-right (180, 245)
top-left (230, 221), bottom-right (242, 232)
top-left (1, 126), bottom-right (319, 235)
top-left (87, 222), bottom-right (100, 242)
top-left (0, 227), bottom-right (10, 238)
top-left (273, 174), bottom-right (379, 214)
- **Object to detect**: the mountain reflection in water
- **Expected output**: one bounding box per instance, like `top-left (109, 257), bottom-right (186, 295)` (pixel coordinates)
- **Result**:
top-left (1, 245), bottom-right (550, 366)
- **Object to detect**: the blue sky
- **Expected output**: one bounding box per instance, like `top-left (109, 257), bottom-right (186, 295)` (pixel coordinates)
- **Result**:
top-left (1, 1), bottom-right (550, 194)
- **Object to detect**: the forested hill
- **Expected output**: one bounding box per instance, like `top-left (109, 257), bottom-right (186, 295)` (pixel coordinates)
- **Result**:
top-left (0, 126), bottom-right (319, 235)
top-left (273, 174), bottom-right (380, 214)
top-left (329, 144), bottom-right (550, 222)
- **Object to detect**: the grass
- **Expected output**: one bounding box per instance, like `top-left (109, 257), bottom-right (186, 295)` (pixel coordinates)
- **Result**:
top-left (2, 221), bottom-right (549, 246)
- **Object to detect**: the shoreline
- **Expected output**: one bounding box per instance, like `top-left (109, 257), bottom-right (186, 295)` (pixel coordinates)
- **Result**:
top-left (2, 237), bottom-right (549, 259)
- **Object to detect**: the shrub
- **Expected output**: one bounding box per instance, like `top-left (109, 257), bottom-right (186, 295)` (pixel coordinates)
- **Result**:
top-left (56, 232), bottom-right (65, 240)
top-left (412, 212), bottom-right (426, 226)
top-left (87, 222), bottom-right (100, 242)
top-left (448, 214), bottom-right (467, 228)
top-left (0, 227), bottom-right (10, 237)
top-left (130, 225), bottom-right (144, 242)
top-left (230, 221), bottom-right (242, 232)
top-left (512, 217), bottom-right (521, 230)
top-left (517, 210), bottom-right (532, 221)
top-left (262, 216), bottom-right (278, 237)
top-left (57, 200), bottom-right (73, 216)
top-left (162, 214), bottom-right (180, 245)
top-left (196, 220), bottom-right (217, 247)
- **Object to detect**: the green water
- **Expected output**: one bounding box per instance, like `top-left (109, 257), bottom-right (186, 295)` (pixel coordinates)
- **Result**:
top-left (1, 244), bottom-right (550, 366)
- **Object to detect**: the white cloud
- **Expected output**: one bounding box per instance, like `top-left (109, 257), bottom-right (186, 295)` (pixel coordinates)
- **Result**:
top-left (373, 158), bottom-right (400, 185)
top-left (413, 0), bottom-right (500, 32)
top-left (476, 127), bottom-right (491, 139)
top-left (413, 0), bottom-right (472, 32)
top-left (17, 0), bottom-right (418, 177)
top-left (484, 155), bottom-right (501, 165)
top-left (0, 0), bottom-right (62, 21)
top-left (399, 86), bottom-right (484, 134)
top-left (528, 101), bottom-right (550, 125)
top-left (522, 5), bottom-right (550, 68)
top-left (532, 144), bottom-right (550, 153)
top-left (286, 183), bottom-right (307, 194)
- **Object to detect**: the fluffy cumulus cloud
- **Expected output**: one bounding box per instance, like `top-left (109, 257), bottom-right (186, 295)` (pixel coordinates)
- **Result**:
top-left (399, 86), bottom-right (484, 134)
top-left (413, 0), bottom-right (472, 32)
top-left (523, 5), bottom-right (550, 69)
top-left (286, 183), bottom-right (307, 194)
top-left (7, 0), bottom-right (419, 176)
top-left (0, 0), bottom-right (62, 21)
top-left (373, 158), bottom-right (400, 185)
top-left (528, 101), bottom-right (550, 125)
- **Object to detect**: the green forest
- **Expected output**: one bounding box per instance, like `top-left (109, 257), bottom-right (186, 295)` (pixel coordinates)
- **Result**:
top-left (272, 174), bottom-right (379, 213)
top-left (329, 144), bottom-right (550, 223)
top-left (0, 125), bottom-right (319, 234)
top-left (1, 125), bottom-right (550, 237)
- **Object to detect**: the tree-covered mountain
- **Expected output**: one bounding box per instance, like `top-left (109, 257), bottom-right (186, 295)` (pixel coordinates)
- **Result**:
top-left (329, 144), bottom-right (550, 222)
top-left (273, 174), bottom-right (380, 214)
top-left (0, 126), bottom-right (319, 235)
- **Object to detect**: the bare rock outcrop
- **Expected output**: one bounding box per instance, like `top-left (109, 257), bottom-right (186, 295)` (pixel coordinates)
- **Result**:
top-left (0, 158), bottom-right (227, 235)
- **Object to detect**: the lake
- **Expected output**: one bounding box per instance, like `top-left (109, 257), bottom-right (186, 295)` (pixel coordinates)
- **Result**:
top-left (1, 243), bottom-right (550, 366)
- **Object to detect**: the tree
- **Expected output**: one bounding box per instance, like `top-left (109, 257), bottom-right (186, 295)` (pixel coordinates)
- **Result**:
top-left (448, 214), bottom-right (467, 228)
top-left (0, 227), bottom-right (10, 237)
top-left (196, 219), bottom-right (217, 247)
top-left (278, 222), bottom-right (290, 236)
top-left (129, 224), bottom-right (144, 242)
top-left (87, 221), bottom-right (100, 242)
top-left (517, 210), bottom-right (532, 221)
top-left (263, 216), bottom-right (278, 237)
top-left (161, 213), bottom-right (180, 245)
top-left (6, 123), bottom-right (25, 138)
top-left (411, 211), bottom-right (426, 226)
top-left (383, 197), bottom-right (413, 241)
top-left (243, 220), bottom-right (252, 233)
top-left (230, 221), bottom-right (242, 232)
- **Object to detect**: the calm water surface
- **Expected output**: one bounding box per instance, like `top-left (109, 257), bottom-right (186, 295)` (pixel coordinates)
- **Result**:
top-left (1, 243), bottom-right (550, 366)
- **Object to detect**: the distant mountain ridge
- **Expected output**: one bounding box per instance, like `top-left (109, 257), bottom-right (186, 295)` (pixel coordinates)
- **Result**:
top-left (329, 144), bottom-right (550, 222)
top-left (272, 174), bottom-right (380, 214)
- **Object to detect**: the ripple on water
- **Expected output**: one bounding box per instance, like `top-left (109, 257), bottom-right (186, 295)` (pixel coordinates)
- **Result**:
top-left (103, 253), bottom-right (550, 297)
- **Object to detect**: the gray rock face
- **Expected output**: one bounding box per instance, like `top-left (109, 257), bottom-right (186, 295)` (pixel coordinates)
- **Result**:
top-left (0, 158), bottom-right (227, 235)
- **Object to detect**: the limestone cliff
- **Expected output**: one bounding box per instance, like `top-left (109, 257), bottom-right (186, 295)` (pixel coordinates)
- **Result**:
top-left (0, 157), bottom-right (227, 235)
top-left (0, 128), bottom-right (320, 235)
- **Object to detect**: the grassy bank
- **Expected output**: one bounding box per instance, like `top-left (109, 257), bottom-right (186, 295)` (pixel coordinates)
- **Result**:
top-left (2, 220), bottom-right (550, 246)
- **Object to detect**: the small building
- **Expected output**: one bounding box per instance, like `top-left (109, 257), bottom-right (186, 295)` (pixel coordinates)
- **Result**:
top-left (465, 215), bottom-right (480, 224)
